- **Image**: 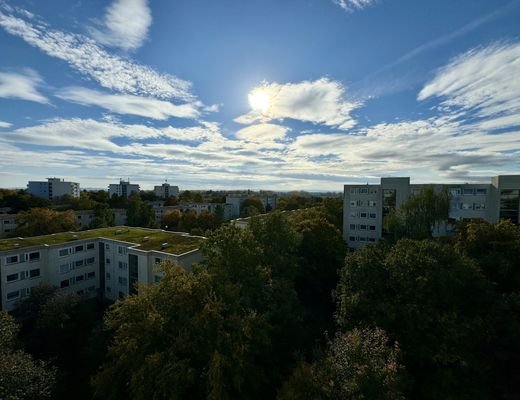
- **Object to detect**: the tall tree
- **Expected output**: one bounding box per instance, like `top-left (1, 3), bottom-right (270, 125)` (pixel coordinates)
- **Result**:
top-left (15, 208), bottom-right (77, 236)
top-left (126, 193), bottom-right (155, 228)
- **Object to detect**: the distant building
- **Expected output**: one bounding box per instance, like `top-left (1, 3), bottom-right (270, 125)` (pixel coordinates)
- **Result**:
top-left (27, 178), bottom-right (80, 200)
top-left (0, 227), bottom-right (204, 311)
top-left (343, 175), bottom-right (520, 249)
top-left (225, 194), bottom-right (278, 218)
top-left (108, 179), bottom-right (140, 199)
top-left (0, 215), bottom-right (17, 238)
top-left (154, 182), bottom-right (179, 199)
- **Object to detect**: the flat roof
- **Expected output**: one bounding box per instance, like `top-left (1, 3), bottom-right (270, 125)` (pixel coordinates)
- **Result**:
top-left (0, 227), bottom-right (204, 254)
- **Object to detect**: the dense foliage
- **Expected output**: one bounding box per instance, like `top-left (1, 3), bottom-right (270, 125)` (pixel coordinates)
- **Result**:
top-left (15, 208), bottom-right (77, 236)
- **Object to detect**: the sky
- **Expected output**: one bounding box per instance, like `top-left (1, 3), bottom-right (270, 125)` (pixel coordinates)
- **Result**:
top-left (0, 0), bottom-right (519, 191)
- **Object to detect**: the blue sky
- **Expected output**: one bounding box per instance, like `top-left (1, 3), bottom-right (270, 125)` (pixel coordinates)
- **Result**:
top-left (0, 0), bottom-right (519, 190)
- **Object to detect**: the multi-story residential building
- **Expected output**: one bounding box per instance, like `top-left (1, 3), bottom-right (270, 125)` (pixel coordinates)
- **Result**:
top-left (108, 179), bottom-right (140, 199)
top-left (343, 175), bottom-right (520, 249)
top-left (27, 178), bottom-right (80, 200)
top-left (0, 227), bottom-right (204, 311)
top-left (0, 214), bottom-right (17, 238)
top-left (154, 182), bottom-right (179, 199)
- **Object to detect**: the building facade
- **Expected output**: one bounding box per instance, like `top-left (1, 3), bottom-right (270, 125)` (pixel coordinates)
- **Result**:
top-left (154, 183), bottom-right (179, 199)
top-left (27, 178), bottom-right (80, 200)
top-left (343, 175), bottom-right (520, 249)
top-left (0, 228), bottom-right (204, 311)
top-left (108, 179), bottom-right (140, 198)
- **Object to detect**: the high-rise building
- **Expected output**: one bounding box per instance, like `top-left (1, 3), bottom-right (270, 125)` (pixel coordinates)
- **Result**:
top-left (343, 175), bottom-right (520, 249)
top-left (27, 178), bottom-right (80, 200)
top-left (108, 179), bottom-right (140, 198)
top-left (154, 182), bottom-right (179, 199)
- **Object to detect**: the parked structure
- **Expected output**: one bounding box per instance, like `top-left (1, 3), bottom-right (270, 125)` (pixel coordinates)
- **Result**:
top-left (108, 179), bottom-right (140, 199)
top-left (27, 178), bottom-right (80, 200)
top-left (343, 175), bottom-right (520, 249)
top-left (154, 182), bottom-right (179, 199)
top-left (0, 227), bottom-right (204, 311)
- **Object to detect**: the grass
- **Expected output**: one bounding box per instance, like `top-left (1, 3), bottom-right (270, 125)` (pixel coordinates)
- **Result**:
top-left (0, 226), bottom-right (204, 254)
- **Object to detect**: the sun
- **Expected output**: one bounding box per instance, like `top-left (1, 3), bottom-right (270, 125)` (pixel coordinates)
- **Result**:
top-left (248, 88), bottom-right (270, 114)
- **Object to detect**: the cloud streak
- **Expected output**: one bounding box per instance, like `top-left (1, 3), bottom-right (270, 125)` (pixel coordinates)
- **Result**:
top-left (332, 0), bottom-right (376, 13)
top-left (0, 69), bottom-right (48, 103)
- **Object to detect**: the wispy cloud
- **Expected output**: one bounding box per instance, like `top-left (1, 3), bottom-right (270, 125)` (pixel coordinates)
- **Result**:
top-left (0, 69), bottom-right (48, 103)
top-left (56, 87), bottom-right (201, 120)
top-left (235, 78), bottom-right (361, 130)
top-left (90, 0), bottom-right (152, 51)
top-left (0, 120), bottom-right (12, 128)
top-left (0, 7), bottom-right (192, 100)
top-left (332, 0), bottom-right (376, 13)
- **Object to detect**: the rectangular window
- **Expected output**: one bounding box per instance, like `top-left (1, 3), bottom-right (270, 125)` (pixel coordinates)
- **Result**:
top-left (349, 188), bottom-right (357, 194)
top-left (154, 275), bottom-right (162, 283)
top-left (155, 257), bottom-right (161, 264)
top-left (348, 236), bottom-right (356, 242)
top-left (87, 243), bottom-right (95, 250)
top-left (369, 213), bottom-right (377, 219)
top-left (118, 246), bottom-right (123, 254)
top-left (462, 203), bottom-right (473, 210)
top-left (475, 188), bottom-right (487, 195)
top-left (75, 245), bottom-right (84, 253)
top-left (59, 264), bottom-right (70, 274)
top-left (28, 252), bottom-right (40, 261)
top-left (6, 272), bottom-right (19, 282)
top-left (368, 238), bottom-right (376, 242)
top-left (106, 258), bottom-right (111, 264)
top-left (86, 257), bottom-right (95, 265)
top-left (87, 272), bottom-right (95, 280)
top-left (75, 260), bottom-right (84, 268)
top-left (474, 203), bottom-right (486, 210)
top-left (360, 212), bottom-right (367, 218)
top-left (450, 188), bottom-right (461, 196)
top-left (369, 225), bottom-right (376, 231)
top-left (6, 255), bottom-right (18, 264)
top-left (29, 268), bottom-right (40, 278)
top-left (368, 201), bottom-right (377, 207)
top-left (60, 279), bottom-right (70, 288)
top-left (349, 212), bottom-right (357, 218)
top-left (349, 224), bottom-right (356, 230)
top-left (118, 277), bottom-right (128, 285)
top-left (359, 188), bottom-right (369, 194)
top-left (59, 248), bottom-right (69, 257)
top-left (105, 244), bottom-right (110, 250)
top-left (359, 237), bottom-right (367, 242)
top-left (359, 224), bottom-right (367, 230)
top-left (462, 188), bottom-right (474, 195)
top-left (106, 272), bottom-right (111, 279)
top-left (370, 189), bottom-right (378, 195)
top-left (75, 274), bottom-right (84, 282)
top-left (356, 200), bottom-right (364, 207)
top-left (6, 290), bottom-right (20, 301)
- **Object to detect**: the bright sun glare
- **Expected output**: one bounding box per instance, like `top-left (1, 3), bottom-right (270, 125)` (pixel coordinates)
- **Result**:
top-left (248, 88), bottom-right (270, 114)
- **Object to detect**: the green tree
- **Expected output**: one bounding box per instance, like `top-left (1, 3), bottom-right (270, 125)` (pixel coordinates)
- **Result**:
top-left (0, 312), bottom-right (56, 400)
top-left (15, 208), bottom-right (77, 236)
top-left (240, 198), bottom-right (265, 217)
top-left (126, 193), bottom-right (155, 228)
top-left (384, 186), bottom-right (450, 240)
top-left (90, 203), bottom-right (115, 228)
top-left (279, 328), bottom-right (403, 400)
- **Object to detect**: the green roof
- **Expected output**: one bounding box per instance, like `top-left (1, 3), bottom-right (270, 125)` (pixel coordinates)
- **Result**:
top-left (0, 227), bottom-right (204, 254)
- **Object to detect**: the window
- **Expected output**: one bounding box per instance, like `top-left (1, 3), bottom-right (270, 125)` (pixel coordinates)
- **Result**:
top-left (60, 264), bottom-right (70, 274)
top-left (6, 290), bottom-right (20, 301)
top-left (60, 279), bottom-right (70, 288)
top-left (450, 188), bottom-right (461, 196)
top-left (87, 243), bottom-right (95, 250)
top-left (370, 189), bottom-right (378, 195)
top-left (348, 236), bottom-right (356, 242)
top-left (29, 268), bottom-right (40, 278)
top-left (359, 237), bottom-right (367, 242)
top-left (106, 272), bottom-right (111, 279)
top-left (118, 261), bottom-right (128, 270)
top-left (87, 286), bottom-right (96, 293)
top-left (356, 200), bottom-right (364, 207)
top-left (369, 225), bottom-right (376, 231)
top-left (359, 224), bottom-right (367, 230)
top-left (76, 274), bottom-right (84, 282)
top-left (118, 291), bottom-right (124, 299)
top-left (59, 248), bottom-right (70, 257)
top-left (360, 212), bottom-right (367, 218)
top-left (349, 212), bottom-right (357, 218)
top-left (462, 203), bottom-right (473, 210)
top-left (75, 260), bottom-right (84, 268)
top-left (118, 277), bottom-right (128, 285)
top-left (350, 200), bottom-right (357, 207)
top-left (474, 203), bottom-right (486, 210)
top-left (6, 255), bottom-right (18, 264)
top-left (86, 257), bottom-right (95, 265)
top-left (349, 188), bottom-right (357, 194)
top-left (369, 213), bottom-right (377, 219)
top-left (28, 251), bottom-right (40, 261)
top-left (75, 245), bottom-right (84, 253)
top-left (106, 286), bottom-right (111, 293)
top-left (359, 188), bottom-right (369, 194)
top-left (106, 258), bottom-right (111, 264)
top-left (6, 272), bottom-right (18, 282)
top-left (349, 224), bottom-right (356, 230)
top-left (368, 201), bottom-right (377, 207)
top-left (462, 188), bottom-right (474, 195)
top-left (368, 238), bottom-right (376, 242)
top-left (476, 188), bottom-right (487, 195)
top-left (87, 272), bottom-right (95, 280)
top-left (155, 257), bottom-right (161, 264)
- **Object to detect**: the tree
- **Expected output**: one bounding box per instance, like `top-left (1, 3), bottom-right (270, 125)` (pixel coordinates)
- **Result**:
top-left (336, 240), bottom-right (495, 399)
top-left (0, 189), bottom-right (50, 212)
top-left (90, 203), bottom-right (115, 229)
top-left (15, 208), bottom-right (77, 236)
top-left (384, 186), bottom-right (450, 240)
top-left (162, 209), bottom-right (182, 230)
top-left (126, 193), bottom-right (155, 228)
top-left (279, 328), bottom-right (403, 400)
top-left (240, 198), bottom-right (265, 217)
top-left (0, 312), bottom-right (56, 400)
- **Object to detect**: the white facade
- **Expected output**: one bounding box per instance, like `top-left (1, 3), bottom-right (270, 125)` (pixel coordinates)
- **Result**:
top-left (27, 178), bottom-right (80, 200)
top-left (0, 230), bottom-right (204, 311)
top-left (0, 215), bottom-right (18, 238)
top-left (343, 175), bottom-right (520, 249)
top-left (154, 183), bottom-right (179, 199)
top-left (108, 180), bottom-right (140, 198)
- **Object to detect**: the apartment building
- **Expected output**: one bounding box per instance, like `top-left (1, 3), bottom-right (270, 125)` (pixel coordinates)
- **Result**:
top-left (0, 227), bottom-right (204, 311)
top-left (108, 179), bottom-right (140, 198)
top-left (27, 178), bottom-right (80, 200)
top-left (0, 214), bottom-right (17, 238)
top-left (225, 194), bottom-right (278, 218)
top-left (154, 182), bottom-right (179, 199)
top-left (343, 175), bottom-right (520, 249)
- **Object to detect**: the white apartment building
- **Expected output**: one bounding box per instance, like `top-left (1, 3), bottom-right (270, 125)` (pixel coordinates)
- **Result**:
top-left (27, 178), bottom-right (80, 200)
top-left (343, 175), bottom-right (520, 249)
top-left (0, 227), bottom-right (204, 311)
top-left (108, 179), bottom-right (140, 199)
top-left (154, 183), bottom-right (179, 199)
top-left (0, 214), bottom-right (17, 238)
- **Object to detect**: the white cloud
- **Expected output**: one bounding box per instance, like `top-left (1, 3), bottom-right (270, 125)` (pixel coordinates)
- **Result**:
top-left (418, 42), bottom-right (520, 121)
top-left (90, 0), bottom-right (152, 51)
top-left (235, 78), bottom-right (360, 130)
top-left (332, 0), bottom-right (376, 13)
top-left (56, 87), bottom-right (200, 120)
top-left (0, 8), bottom-right (192, 100)
top-left (0, 120), bottom-right (12, 128)
top-left (235, 124), bottom-right (289, 143)
top-left (0, 69), bottom-right (47, 103)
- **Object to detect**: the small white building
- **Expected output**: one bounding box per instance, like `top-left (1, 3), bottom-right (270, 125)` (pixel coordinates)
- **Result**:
top-left (154, 183), bottom-right (179, 199)
top-left (27, 178), bottom-right (80, 200)
top-left (0, 215), bottom-right (18, 238)
top-left (108, 179), bottom-right (140, 199)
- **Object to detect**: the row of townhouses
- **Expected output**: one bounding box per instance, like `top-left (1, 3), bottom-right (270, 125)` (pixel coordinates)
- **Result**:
top-left (0, 227), bottom-right (204, 312)
top-left (343, 175), bottom-right (520, 249)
